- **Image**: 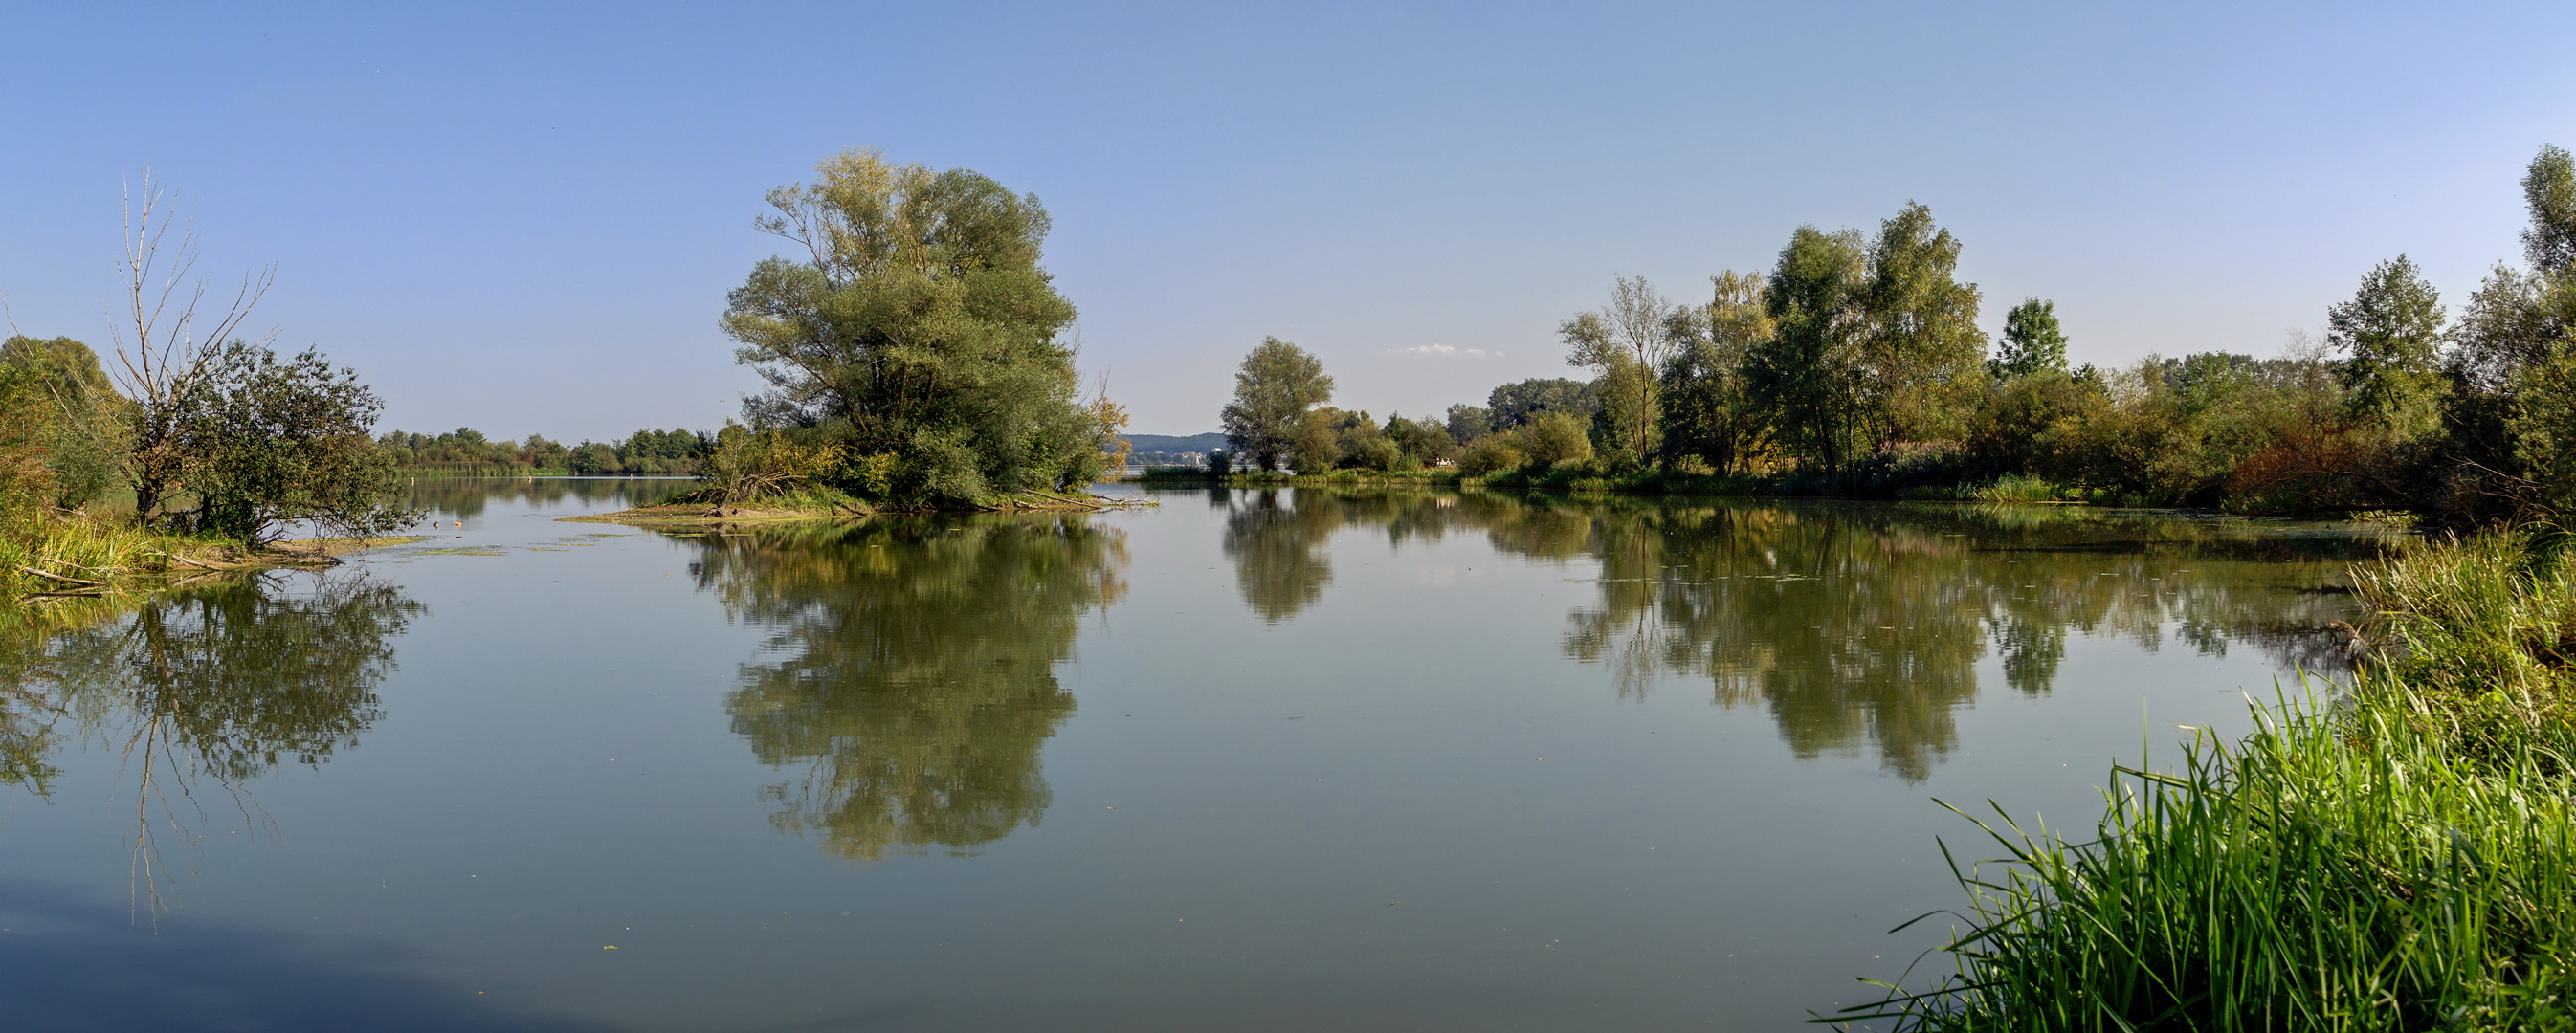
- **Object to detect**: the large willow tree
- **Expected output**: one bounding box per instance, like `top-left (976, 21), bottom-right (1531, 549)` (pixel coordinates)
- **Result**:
top-left (722, 149), bottom-right (1104, 505)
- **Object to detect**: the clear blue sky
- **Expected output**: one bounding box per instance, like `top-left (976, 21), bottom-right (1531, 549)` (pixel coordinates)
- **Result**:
top-left (4, 3), bottom-right (2570, 439)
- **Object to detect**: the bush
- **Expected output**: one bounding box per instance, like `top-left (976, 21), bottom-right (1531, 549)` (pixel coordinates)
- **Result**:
top-left (701, 424), bottom-right (841, 505)
top-left (1458, 434), bottom-right (1529, 475)
top-left (1521, 410), bottom-right (1595, 465)
top-left (172, 343), bottom-right (411, 542)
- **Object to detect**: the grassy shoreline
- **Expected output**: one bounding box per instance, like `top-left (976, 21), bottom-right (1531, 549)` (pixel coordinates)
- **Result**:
top-left (1841, 526), bottom-right (2576, 1030)
top-left (1135, 465), bottom-right (2365, 514)
top-left (4, 511), bottom-right (428, 623)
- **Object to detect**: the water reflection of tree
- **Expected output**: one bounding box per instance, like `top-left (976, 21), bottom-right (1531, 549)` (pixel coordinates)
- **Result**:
top-left (0, 572), bottom-right (422, 910)
top-left (1200, 489), bottom-right (2392, 781)
top-left (1223, 491), bottom-right (1334, 622)
top-left (688, 516), bottom-right (1127, 861)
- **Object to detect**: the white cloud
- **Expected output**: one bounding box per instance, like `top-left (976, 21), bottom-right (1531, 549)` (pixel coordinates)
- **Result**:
top-left (1387, 344), bottom-right (1500, 359)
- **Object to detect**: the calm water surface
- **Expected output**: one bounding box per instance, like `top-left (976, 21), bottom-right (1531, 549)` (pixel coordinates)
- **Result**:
top-left (0, 480), bottom-right (2398, 1031)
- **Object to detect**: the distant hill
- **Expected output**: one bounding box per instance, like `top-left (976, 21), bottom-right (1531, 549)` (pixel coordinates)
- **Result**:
top-left (1122, 432), bottom-right (1227, 452)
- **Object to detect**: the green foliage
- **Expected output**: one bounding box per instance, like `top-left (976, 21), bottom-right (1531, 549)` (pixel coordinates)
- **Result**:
top-left (2356, 525), bottom-right (2575, 715)
top-left (702, 424), bottom-right (842, 505)
top-left (2453, 263), bottom-right (2576, 391)
top-left (1292, 407), bottom-right (1403, 472)
top-left (2328, 255), bottom-right (2448, 441)
top-left (1990, 298), bottom-right (2068, 378)
top-left (1, 336), bottom-right (127, 509)
top-left (1444, 403), bottom-right (1492, 444)
top-left (377, 428), bottom-right (584, 473)
top-left (1749, 226), bottom-right (1871, 473)
top-left (1383, 412), bottom-right (1456, 468)
top-left (1222, 337), bottom-right (1334, 472)
top-left (1521, 410), bottom-right (1595, 466)
top-left (2506, 345), bottom-right (2576, 514)
top-left (1693, 204), bottom-right (1986, 473)
top-left (2522, 144), bottom-right (2576, 275)
top-left (1453, 411), bottom-right (1591, 474)
top-left (1202, 146), bottom-right (2576, 523)
top-left (722, 148), bottom-right (1103, 505)
top-left (0, 497), bottom-right (220, 605)
top-left (1486, 377), bottom-right (1599, 429)
top-left (1457, 431), bottom-right (1529, 475)
top-left (1562, 276), bottom-right (1678, 462)
top-left (569, 441), bottom-right (621, 475)
top-left (1859, 202), bottom-right (1988, 449)
top-left (1965, 367), bottom-right (2103, 478)
top-left (1659, 270), bottom-right (1773, 475)
top-left (2434, 145), bottom-right (2576, 521)
top-left (1853, 690), bottom-right (2576, 1031)
top-left (0, 359), bottom-right (55, 518)
top-left (173, 342), bottom-right (412, 542)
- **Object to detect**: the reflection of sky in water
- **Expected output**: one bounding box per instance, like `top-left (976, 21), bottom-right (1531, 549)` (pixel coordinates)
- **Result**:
top-left (0, 482), bottom-right (2394, 1031)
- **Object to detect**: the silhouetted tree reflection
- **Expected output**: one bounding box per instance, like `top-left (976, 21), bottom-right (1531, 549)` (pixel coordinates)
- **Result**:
top-left (0, 571), bottom-right (422, 911)
top-left (1200, 489), bottom-right (2396, 780)
top-left (686, 515), bottom-right (1127, 861)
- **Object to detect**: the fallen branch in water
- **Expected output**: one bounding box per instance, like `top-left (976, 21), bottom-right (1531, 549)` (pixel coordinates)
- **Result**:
top-left (17, 565), bottom-right (106, 587)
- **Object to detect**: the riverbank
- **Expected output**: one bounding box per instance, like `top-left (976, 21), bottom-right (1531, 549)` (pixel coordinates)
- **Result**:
top-left (1140, 465), bottom-right (2193, 507)
top-left (3, 511), bottom-right (427, 621)
top-left (398, 465), bottom-right (576, 478)
top-left (566, 484), bottom-right (1151, 527)
top-left (1843, 526), bottom-right (2576, 1029)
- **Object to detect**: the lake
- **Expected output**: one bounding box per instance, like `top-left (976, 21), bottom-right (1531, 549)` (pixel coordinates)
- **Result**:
top-left (0, 480), bottom-right (2398, 1031)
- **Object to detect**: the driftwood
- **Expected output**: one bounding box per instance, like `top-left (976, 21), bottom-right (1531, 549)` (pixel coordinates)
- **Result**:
top-left (160, 551), bottom-right (223, 570)
top-left (17, 565), bottom-right (106, 587)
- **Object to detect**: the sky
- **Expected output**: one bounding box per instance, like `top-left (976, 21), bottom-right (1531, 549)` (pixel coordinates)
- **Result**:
top-left (4, 3), bottom-right (2571, 439)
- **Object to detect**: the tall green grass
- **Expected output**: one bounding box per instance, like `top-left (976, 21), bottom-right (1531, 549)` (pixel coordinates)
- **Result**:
top-left (1841, 526), bottom-right (2576, 1031)
top-left (0, 512), bottom-right (211, 611)
top-left (2357, 527), bottom-right (2575, 712)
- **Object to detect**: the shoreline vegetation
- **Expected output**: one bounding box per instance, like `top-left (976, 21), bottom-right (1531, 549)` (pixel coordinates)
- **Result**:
top-left (427, 148), bottom-right (1150, 517)
top-left (4, 516), bottom-right (428, 624)
top-left (1788, 144), bottom-right (2576, 1029)
top-left (567, 484), bottom-right (1148, 527)
top-left (1137, 465), bottom-right (2247, 508)
top-left (5, 174), bottom-right (421, 620)
top-left (1834, 526), bottom-right (2576, 1030)
top-left (0, 145), bottom-right (2570, 1030)
top-left (1192, 146), bottom-right (2575, 530)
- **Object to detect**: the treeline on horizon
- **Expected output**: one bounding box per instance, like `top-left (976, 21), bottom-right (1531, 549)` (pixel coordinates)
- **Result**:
top-left (1208, 145), bottom-right (2576, 526)
top-left (377, 427), bottom-right (709, 476)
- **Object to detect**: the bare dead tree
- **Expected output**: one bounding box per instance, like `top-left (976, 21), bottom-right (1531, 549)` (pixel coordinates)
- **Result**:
top-left (106, 170), bottom-right (277, 522)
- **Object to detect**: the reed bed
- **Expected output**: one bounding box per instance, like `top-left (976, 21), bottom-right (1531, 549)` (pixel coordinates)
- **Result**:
top-left (1842, 526), bottom-right (2576, 1031)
